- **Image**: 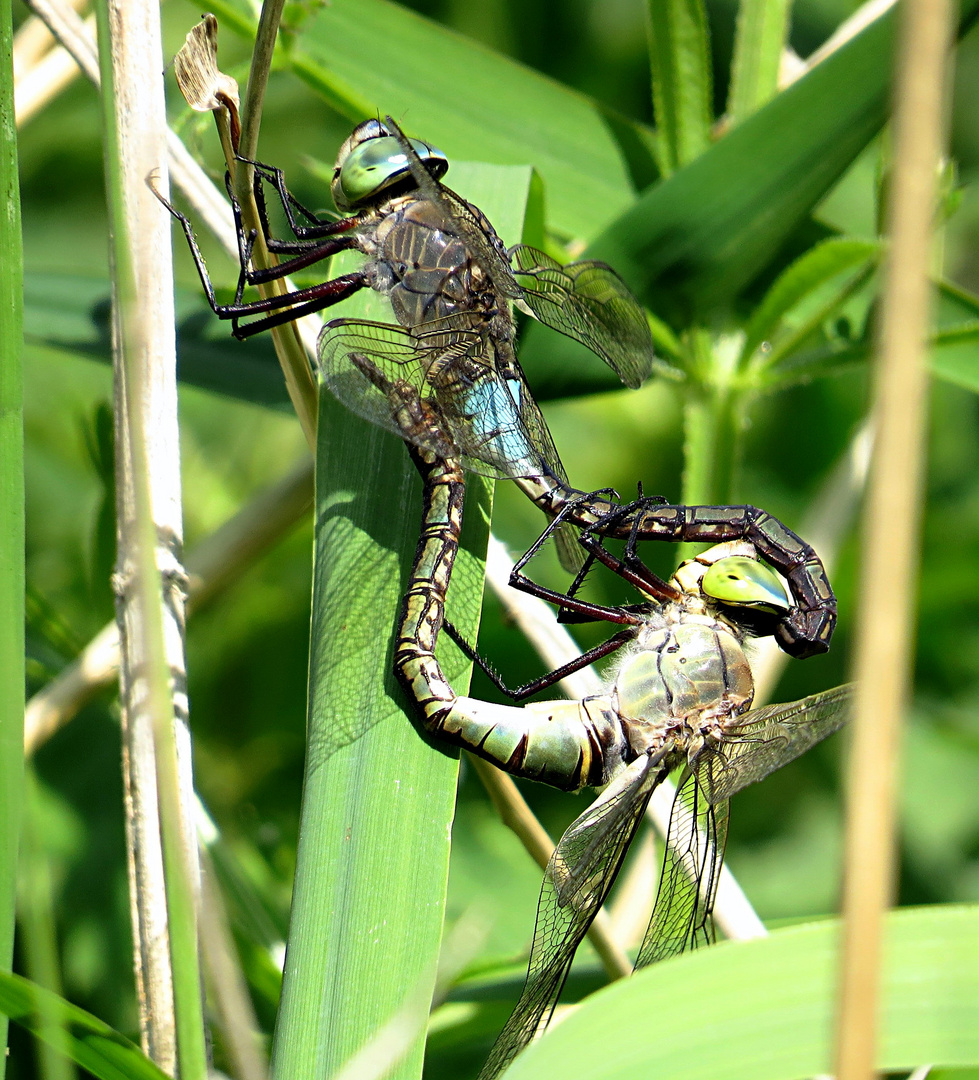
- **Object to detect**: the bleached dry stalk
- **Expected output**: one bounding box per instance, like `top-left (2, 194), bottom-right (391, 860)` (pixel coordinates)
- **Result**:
top-left (97, 0), bottom-right (204, 1071)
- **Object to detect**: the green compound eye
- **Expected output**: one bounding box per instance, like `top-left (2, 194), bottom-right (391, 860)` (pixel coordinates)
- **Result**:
top-left (335, 134), bottom-right (448, 210)
top-left (702, 556), bottom-right (790, 613)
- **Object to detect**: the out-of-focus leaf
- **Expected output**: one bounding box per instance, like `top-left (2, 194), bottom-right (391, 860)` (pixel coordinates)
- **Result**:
top-left (23, 273), bottom-right (292, 410)
top-left (586, 1), bottom-right (979, 323)
top-left (0, 971), bottom-right (170, 1080)
top-left (929, 323), bottom-right (979, 393)
top-left (258, 0), bottom-right (657, 239)
top-left (520, 1), bottom-right (979, 390)
top-left (500, 905), bottom-right (979, 1080)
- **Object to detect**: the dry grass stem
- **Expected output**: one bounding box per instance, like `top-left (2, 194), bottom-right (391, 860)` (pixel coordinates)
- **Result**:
top-left (835, 0), bottom-right (954, 1076)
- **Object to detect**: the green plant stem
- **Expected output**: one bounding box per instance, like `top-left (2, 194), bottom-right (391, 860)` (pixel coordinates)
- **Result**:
top-left (646, 0), bottom-right (713, 176)
top-left (230, 0), bottom-right (318, 446)
top-left (0, 1), bottom-right (25, 1074)
top-left (681, 332), bottom-right (741, 507)
top-left (727, 0), bottom-right (792, 125)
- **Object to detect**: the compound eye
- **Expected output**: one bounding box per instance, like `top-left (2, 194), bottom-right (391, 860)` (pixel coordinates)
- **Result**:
top-left (332, 131), bottom-right (448, 211)
top-left (702, 556), bottom-right (789, 614)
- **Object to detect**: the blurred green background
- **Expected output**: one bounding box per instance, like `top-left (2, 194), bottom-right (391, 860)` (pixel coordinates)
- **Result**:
top-left (13, 0), bottom-right (979, 1076)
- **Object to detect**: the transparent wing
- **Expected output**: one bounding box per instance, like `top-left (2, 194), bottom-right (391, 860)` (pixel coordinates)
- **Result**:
top-left (478, 750), bottom-right (671, 1080)
top-left (383, 116), bottom-right (522, 303)
top-left (510, 245), bottom-right (654, 390)
top-left (634, 763), bottom-right (728, 968)
top-left (319, 316), bottom-right (558, 483)
top-left (706, 683), bottom-right (853, 805)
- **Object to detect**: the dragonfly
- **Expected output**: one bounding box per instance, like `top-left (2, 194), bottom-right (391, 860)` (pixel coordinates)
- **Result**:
top-left (367, 358), bottom-right (850, 1080)
top-left (162, 117), bottom-right (838, 659)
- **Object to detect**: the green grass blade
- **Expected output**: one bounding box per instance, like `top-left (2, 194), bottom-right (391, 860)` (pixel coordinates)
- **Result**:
top-left (0, 972), bottom-right (171, 1080)
top-left (17, 772), bottom-right (77, 1080)
top-left (646, 0), bottom-right (713, 175)
top-left (500, 905), bottom-right (979, 1080)
top-left (727, 0), bottom-right (792, 125)
top-left (270, 164), bottom-right (526, 1080)
top-left (0, 3), bottom-right (24, 1075)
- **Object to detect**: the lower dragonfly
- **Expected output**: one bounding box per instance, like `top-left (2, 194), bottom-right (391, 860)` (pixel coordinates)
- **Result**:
top-left (373, 363), bottom-right (851, 1080)
top-left (162, 116), bottom-right (837, 658)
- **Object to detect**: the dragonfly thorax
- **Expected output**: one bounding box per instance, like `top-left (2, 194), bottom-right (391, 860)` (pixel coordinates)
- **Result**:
top-left (612, 615), bottom-right (754, 761)
top-left (365, 196), bottom-right (502, 331)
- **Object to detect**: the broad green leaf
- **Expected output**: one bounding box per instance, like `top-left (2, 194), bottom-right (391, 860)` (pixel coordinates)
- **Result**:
top-left (647, 0), bottom-right (713, 175)
top-left (520, 0), bottom-right (979, 390)
top-left (270, 164), bottom-right (525, 1080)
top-left (501, 905), bottom-right (979, 1080)
top-left (727, 0), bottom-right (792, 125)
top-left (0, 971), bottom-right (170, 1080)
top-left (587, 0), bottom-right (979, 321)
top-left (739, 237), bottom-right (880, 366)
top-left (269, 0), bottom-right (657, 240)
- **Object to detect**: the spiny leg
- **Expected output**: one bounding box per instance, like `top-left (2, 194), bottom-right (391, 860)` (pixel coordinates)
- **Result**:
top-left (443, 618), bottom-right (636, 701)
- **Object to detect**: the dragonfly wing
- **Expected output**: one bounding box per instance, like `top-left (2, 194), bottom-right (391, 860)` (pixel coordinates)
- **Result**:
top-left (510, 244), bottom-right (654, 389)
top-left (634, 764), bottom-right (729, 968)
top-left (478, 749), bottom-right (671, 1080)
top-left (469, 353), bottom-right (584, 573)
top-left (318, 317), bottom-right (464, 461)
top-left (383, 116), bottom-right (522, 302)
top-left (428, 342), bottom-right (558, 484)
top-left (707, 683), bottom-right (853, 805)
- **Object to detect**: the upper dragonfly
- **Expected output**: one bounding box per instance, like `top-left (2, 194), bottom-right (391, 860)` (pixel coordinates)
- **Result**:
top-left (166, 115), bottom-right (653, 487)
top-left (164, 117), bottom-right (836, 658)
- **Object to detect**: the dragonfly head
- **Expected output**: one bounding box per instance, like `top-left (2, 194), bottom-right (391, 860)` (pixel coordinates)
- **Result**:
top-left (675, 543), bottom-right (790, 640)
top-left (332, 119), bottom-right (449, 213)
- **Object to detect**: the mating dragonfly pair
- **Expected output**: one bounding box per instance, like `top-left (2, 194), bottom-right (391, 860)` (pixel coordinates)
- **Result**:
top-left (165, 116), bottom-right (850, 1079)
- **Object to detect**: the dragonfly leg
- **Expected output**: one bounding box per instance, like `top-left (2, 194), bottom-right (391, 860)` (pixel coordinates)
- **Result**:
top-left (575, 509), bottom-right (680, 604)
top-left (443, 619), bottom-right (636, 700)
top-left (154, 175), bottom-right (369, 338)
top-left (507, 495), bottom-right (651, 625)
top-left (596, 499), bottom-right (837, 658)
top-left (238, 154), bottom-right (348, 244)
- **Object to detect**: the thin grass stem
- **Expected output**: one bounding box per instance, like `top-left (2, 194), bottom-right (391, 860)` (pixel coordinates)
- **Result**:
top-left (835, 0), bottom-right (954, 1075)
top-left (0, 1), bottom-right (25, 1072)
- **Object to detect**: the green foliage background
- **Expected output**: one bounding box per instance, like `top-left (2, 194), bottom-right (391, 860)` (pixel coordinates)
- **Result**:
top-left (11, 0), bottom-right (979, 1077)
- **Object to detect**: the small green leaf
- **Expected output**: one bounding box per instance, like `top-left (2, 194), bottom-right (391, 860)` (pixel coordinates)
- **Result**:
top-left (740, 237), bottom-right (880, 366)
top-left (930, 322), bottom-right (979, 393)
top-left (0, 971), bottom-right (170, 1080)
